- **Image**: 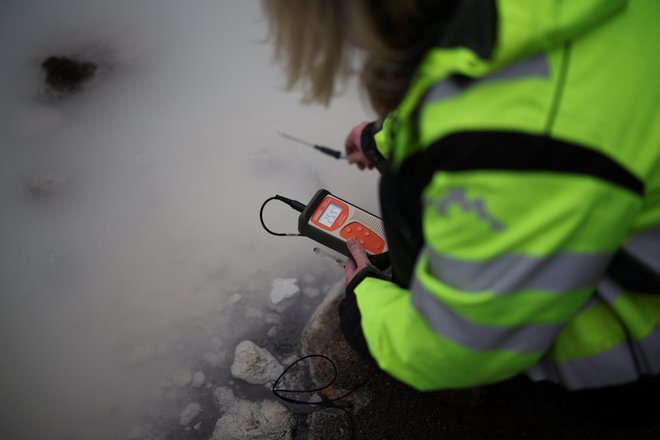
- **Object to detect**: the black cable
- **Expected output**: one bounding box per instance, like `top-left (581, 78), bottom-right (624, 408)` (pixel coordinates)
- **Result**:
top-left (273, 354), bottom-right (376, 404)
top-left (260, 195), bottom-right (306, 237)
top-left (260, 195), bottom-right (377, 434)
top-left (272, 354), bottom-right (377, 440)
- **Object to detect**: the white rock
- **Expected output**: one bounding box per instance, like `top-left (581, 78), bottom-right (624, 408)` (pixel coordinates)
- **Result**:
top-left (179, 402), bottom-right (202, 426)
top-left (265, 313), bottom-right (282, 325)
top-left (267, 327), bottom-right (277, 338)
top-left (302, 286), bottom-right (321, 298)
top-left (282, 354), bottom-right (301, 366)
top-left (228, 293), bottom-right (242, 306)
top-left (211, 399), bottom-right (295, 440)
top-left (230, 341), bottom-right (283, 385)
top-left (214, 386), bottom-right (236, 412)
top-left (192, 371), bottom-right (205, 388)
top-left (193, 422), bottom-right (202, 431)
top-left (172, 368), bottom-right (193, 387)
top-left (245, 307), bottom-right (264, 319)
top-left (269, 278), bottom-right (299, 304)
top-left (203, 351), bottom-right (226, 367)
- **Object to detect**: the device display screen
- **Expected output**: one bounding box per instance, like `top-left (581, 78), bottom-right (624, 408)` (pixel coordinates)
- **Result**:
top-left (318, 202), bottom-right (343, 227)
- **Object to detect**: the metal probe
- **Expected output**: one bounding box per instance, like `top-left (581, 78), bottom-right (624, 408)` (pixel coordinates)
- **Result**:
top-left (278, 132), bottom-right (347, 160)
top-left (313, 247), bottom-right (347, 268)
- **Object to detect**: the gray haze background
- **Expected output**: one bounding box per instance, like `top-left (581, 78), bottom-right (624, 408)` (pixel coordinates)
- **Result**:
top-left (0, 0), bottom-right (379, 438)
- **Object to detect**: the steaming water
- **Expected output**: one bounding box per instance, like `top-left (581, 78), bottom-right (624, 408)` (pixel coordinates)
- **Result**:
top-left (0, 1), bottom-right (379, 438)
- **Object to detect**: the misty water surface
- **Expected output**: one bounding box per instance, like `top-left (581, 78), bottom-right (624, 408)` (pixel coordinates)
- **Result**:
top-left (0, 1), bottom-right (379, 438)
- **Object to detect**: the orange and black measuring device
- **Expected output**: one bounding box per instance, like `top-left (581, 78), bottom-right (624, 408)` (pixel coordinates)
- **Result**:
top-left (260, 189), bottom-right (389, 269)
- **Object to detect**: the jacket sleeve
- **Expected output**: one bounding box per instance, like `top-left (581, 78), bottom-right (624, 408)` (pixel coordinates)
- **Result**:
top-left (360, 113), bottom-right (397, 174)
top-left (344, 134), bottom-right (642, 391)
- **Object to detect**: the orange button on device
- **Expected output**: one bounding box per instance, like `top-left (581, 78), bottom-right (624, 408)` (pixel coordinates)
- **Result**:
top-left (340, 221), bottom-right (385, 254)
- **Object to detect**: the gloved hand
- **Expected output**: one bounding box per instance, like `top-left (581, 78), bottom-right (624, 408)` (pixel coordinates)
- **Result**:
top-left (344, 121), bottom-right (374, 170)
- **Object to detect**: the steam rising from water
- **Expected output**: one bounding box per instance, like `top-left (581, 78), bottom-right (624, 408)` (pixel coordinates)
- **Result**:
top-left (0, 1), bottom-right (378, 438)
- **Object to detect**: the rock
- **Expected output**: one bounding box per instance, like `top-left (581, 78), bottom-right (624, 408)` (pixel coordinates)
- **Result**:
top-left (211, 399), bottom-right (295, 440)
top-left (303, 273), bottom-right (316, 284)
top-left (172, 368), bottom-right (193, 387)
top-left (203, 351), bottom-right (226, 367)
top-left (265, 313), bottom-right (282, 325)
top-left (229, 292), bottom-right (242, 306)
top-left (276, 354), bottom-right (312, 395)
top-left (307, 409), bottom-right (351, 440)
top-left (267, 326), bottom-right (277, 338)
top-left (192, 371), bottom-right (205, 388)
top-left (301, 282), bottom-right (374, 408)
top-left (193, 422), bottom-right (202, 431)
top-left (179, 402), bottom-right (202, 426)
top-left (302, 286), bottom-right (321, 298)
top-left (245, 307), bottom-right (264, 319)
top-left (302, 281), bottom-right (497, 439)
top-left (213, 386), bottom-right (236, 412)
top-left (230, 340), bottom-right (283, 385)
top-left (41, 56), bottom-right (97, 95)
top-left (28, 172), bottom-right (67, 197)
top-left (269, 278), bottom-right (299, 304)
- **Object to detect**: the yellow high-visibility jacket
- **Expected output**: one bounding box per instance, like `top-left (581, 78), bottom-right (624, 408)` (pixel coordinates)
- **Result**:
top-left (341, 0), bottom-right (660, 397)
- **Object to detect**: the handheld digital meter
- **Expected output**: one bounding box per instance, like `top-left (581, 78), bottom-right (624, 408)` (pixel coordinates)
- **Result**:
top-left (298, 189), bottom-right (389, 268)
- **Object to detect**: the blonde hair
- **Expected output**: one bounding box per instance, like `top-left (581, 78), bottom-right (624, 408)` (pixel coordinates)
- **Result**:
top-left (261, 0), bottom-right (452, 118)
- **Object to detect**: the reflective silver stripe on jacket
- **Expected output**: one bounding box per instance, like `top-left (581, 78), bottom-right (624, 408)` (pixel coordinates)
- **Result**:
top-left (428, 248), bottom-right (611, 294)
top-left (624, 227), bottom-right (660, 273)
top-left (410, 266), bottom-right (563, 353)
top-left (527, 322), bottom-right (660, 390)
top-left (527, 276), bottom-right (660, 390)
top-left (597, 277), bottom-right (624, 304)
top-left (423, 54), bottom-right (550, 106)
